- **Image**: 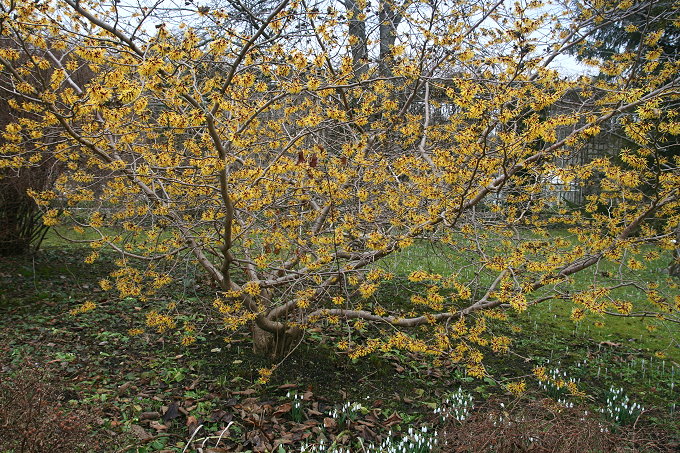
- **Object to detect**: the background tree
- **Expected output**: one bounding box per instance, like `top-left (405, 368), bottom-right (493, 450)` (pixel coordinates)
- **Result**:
top-left (0, 0), bottom-right (678, 370)
top-left (0, 36), bottom-right (90, 255)
top-left (0, 93), bottom-right (54, 256)
top-left (568, 0), bottom-right (680, 276)
top-left (570, 0), bottom-right (679, 62)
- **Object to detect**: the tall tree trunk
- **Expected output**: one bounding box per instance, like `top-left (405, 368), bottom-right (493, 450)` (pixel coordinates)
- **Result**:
top-left (378, 0), bottom-right (402, 77)
top-left (343, 0), bottom-right (368, 79)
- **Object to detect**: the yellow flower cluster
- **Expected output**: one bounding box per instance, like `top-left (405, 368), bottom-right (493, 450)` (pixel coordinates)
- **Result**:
top-left (296, 288), bottom-right (316, 308)
top-left (213, 298), bottom-right (239, 314)
top-left (366, 268), bottom-right (392, 282)
top-left (213, 296), bottom-right (257, 330)
top-left (450, 343), bottom-right (468, 362)
top-left (466, 363), bottom-right (486, 378)
top-left (359, 283), bottom-right (378, 299)
top-left (611, 300), bottom-right (633, 315)
top-left (331, 296), bottom-right (345, 305)
top-left (533, 366), bottom-right (548, 381)
top-left (180, 336), bottom-right (196, 346)
top-left (42, 209), bottom-right (60, 226)
top-left (573, 287), bottom-right (609, 314)
top-left (467, 317), bottom-right (488, 346)
top-left (434, 326), bottom-right (451, 351)
top-left (257, 367), bottom-right (274, 384)
top-left (509, 293), bottom-right (528, 312)
top-left (69, 300), bottom-right (96, 315)
top-left (490, 336), bottom-right (511, 353)
top-left (408, 270), bottom-right (441, 282)
top-left (84, 251), bottom-right (99, 264)
top-left (567, 381), bottom-right (586, 397)
top-left (570, 307), bottom-right (586, 322)
top-left (452, 282), bottom-right (471, 300)
top-left (99, 278), bottom-right (111, 291)
top-left (451, 317), bottom-right (467, 338)
top-left (347, 338), bottom-right (383, 359)
top-left (145, 311), bottom-right (176, 333)
top-left (506, 380), bottom-right (526, 396)
top-left (152, 274), bottom-right (173, 289)
top-left (222, 312), bottom-right (256, 331)
top-left (243, 281), bottom-right (261, 296)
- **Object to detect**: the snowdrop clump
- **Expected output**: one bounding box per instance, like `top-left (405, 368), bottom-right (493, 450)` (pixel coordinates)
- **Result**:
top-left (433, 387), bottom-right (474, 422)
top-left (600, 386), bottom-right (644, 426)
top-left (300, 439), bottom-right (331, 453)
top-left (367, 426), bottom-right (437, 453)
top-left (328, 401), bottom-right (364, 427)
top-left (286, 391), bottom-right (304, 422)
top-left (300, 426), bottom-right (437, 453)
top-left (538, 363), bottom-right (579, 405)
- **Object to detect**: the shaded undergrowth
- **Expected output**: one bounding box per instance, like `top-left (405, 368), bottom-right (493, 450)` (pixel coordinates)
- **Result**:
top-left (1, 245), bottom-right (679, 452)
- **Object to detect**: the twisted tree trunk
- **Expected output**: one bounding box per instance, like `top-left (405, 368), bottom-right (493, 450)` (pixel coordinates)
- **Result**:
top-left (251, 323), bottom-right (303, 359)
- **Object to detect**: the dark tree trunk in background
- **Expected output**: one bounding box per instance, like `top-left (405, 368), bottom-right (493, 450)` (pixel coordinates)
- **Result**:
top-left (0, 183), bottom-right (43, 256)
top-left (343, 0), bottom-right (368, 79)
top-left (378, 1), bottom-right (402, 77)
top-left (0, 39), bottom-right (89, 256)
top-left (342, 0), bottom-right (404, 78)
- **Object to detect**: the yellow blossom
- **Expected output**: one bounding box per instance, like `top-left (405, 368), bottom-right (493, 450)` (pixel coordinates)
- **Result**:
top-left (332, 296), bottom-right (345, 305)
top-left (99, 279), bottom-right (112, 291)
top-left (257, 367), bottom-right (274, 384)
top-left (145, 310), bottom-right (176, 333)
top-left (506, 380), bottom-right (526, 396)
top-left (491, 336), bottom-right (511, 353)
top-left (466, 363), bottom-right (486, 378)
top-left (567, 381), bottom-right (586, 397)
top-left (533, 366), bottom-right (548, 381)
top-left (359, 283), bottom-right (377, 298)
top-left (84, 251), bottom-right (99, 264)
top-left (243, 281), bottom-right (261, 296)
top-left (181, 335), bottom-right (196, 346)
top-left (570, 307), bottom-right (586, 322)
top-left (70, 300), bottom-right (96, 315)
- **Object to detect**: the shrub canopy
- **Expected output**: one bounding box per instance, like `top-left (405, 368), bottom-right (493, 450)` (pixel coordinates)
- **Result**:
top-left (1, 0), bottom-right (678, 364)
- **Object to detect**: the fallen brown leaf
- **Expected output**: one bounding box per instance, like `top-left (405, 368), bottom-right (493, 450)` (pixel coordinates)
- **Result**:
top-left (139, 411), bottom-right (160, 421)
top-left (162, 401), bottom-right (180, 422)
top-left (186, 415), bottom-right (198, 427)
top-left (232, 388), bottom-right (257, 396)
top-left (149, 420), bottom-right (168, 431)
top-left (129, 424), bottom-right (152, 440)
top-left (273, 402), bottom-right (292, 415)
top-left (323, 417), bottom-right (337, 430)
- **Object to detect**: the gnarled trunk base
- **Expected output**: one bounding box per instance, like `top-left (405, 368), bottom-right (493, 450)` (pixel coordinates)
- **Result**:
top-left (670, 248), bottom-right (680, 278)
top-left (670, 226), bottom-right (680, 278)
top-left (252, 324), bottom-right (302, 360)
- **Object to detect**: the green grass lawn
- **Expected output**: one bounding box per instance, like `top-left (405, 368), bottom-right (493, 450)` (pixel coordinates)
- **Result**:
top-left (380, 235), bottom-right (679, 360)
